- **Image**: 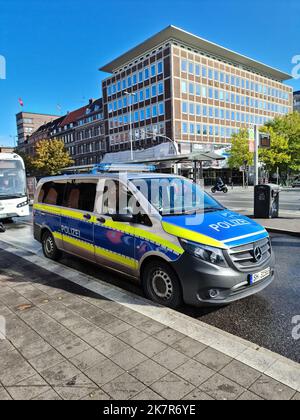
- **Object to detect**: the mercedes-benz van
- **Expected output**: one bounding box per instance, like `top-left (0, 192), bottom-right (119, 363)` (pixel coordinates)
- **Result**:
top-left (33, 167), bottom-right (275, 308)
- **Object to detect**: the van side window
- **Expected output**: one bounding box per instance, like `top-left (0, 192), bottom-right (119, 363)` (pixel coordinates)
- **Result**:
top-left (38, 182), bottom-right (64, 206)
top-left (102, 180), bottom-right (135, 215)
top-left (64, 181), bottom-right (97, 212)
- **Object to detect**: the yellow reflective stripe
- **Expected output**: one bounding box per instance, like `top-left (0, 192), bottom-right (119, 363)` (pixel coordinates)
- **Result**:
top-left (53, 232), bottom-right (63, 241)
top-left (54, 232), bottom-right (138, 270)
top-left (33, 203), bottom-right (61, 215)
top-left (162, 222), bottom-right (227, 250)
top-left (60, 234), bottom-right (94, 252)
top-left (95, 247), bottom-right (138, 270)
top-left (34, 203), bottom-right (184, 255)
top-left (103, 220), bottom-right (184, 255)
top-left (33, 204), bottom-right (94, 222)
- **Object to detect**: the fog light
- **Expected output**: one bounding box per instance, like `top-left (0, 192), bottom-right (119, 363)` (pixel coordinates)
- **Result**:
top-left (208, 289), bottom-right (219, 299)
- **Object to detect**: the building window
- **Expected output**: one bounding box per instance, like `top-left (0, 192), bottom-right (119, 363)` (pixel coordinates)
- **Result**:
top-left (151, 65), bottom-right (156, 77)
top-left (157, 61), bottom-right (163, 74)
top-left (158, 82), bottom-right (164, 95)
top-left (181, 81), bottom-right (187, 94)
top-left (151, 84), bottom-right (157, 97)
top-left (152, 105), bottom-right (157, 117)
top-left (158, 103), bottom-right (164, 116)
top-left (182, 122), bottom-right (188, 134)
top-left (181, 60), bottom-right (187, 72)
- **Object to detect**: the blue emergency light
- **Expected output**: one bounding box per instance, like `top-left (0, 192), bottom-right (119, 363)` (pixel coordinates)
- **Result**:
top-left (91, 163), bottom-right (157, 174)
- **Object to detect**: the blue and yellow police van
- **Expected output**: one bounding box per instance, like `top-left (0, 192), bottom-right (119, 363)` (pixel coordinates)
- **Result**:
top-left (33, 164), bottom-right (275, 308)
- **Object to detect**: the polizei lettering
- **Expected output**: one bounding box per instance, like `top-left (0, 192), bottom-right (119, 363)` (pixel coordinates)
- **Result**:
top-left (61, 225), bottom-right (81, 238)
top-left (209, 218), bottom-right (251, 232)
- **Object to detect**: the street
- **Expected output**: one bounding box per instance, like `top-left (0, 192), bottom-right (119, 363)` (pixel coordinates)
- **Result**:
top-left (206, 187), bottom-right (300, 213)
top-left (1, 217), bottom-right (299, 364)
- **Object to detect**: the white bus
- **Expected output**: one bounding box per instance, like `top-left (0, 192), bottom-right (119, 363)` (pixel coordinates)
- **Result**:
top-left (0, 153), bottom-right (30, 220)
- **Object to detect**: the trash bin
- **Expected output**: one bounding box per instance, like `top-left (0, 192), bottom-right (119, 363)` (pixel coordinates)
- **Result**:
top-left (254, 184), bottom-right (280, 219)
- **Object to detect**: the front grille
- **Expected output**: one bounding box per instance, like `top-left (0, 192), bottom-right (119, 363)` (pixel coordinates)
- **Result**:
top-left (228, 237), bottom-right (272, 271)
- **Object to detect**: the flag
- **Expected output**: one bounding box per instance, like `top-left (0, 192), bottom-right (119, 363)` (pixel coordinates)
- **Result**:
top-left (18, 98), bottom-right (24, 107)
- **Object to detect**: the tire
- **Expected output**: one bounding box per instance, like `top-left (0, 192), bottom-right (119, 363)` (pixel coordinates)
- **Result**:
top-left (42, 231), bottom-right (62, 261)
top-left (211, 188), bottom-right (216, 194)
top-left (223, 187), bottom-right (228, 193)
top-left (142, 260), bottom-right (183, 309)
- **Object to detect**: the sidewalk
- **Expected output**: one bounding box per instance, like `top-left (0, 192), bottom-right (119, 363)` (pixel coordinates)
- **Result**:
top-left (236, 210), bottom-right (300, 236)
top-left (0, 245), bottom-right (300, 400)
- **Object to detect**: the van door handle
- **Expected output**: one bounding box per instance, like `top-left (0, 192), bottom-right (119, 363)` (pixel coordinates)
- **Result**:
top-left (97, 217), bottom-right (106, 224)
top-left (83, 214), bottom-right (91, 220)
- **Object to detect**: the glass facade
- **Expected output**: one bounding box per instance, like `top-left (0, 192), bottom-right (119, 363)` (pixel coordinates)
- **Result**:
top-left (102, 36), bottom-right (293, 152)
top-left (173, 45), bottom-right (293, 147)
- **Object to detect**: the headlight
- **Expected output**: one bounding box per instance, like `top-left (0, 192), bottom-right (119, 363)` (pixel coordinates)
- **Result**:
top-left (179, 239), bottom-right (227, 267)
top-left (17, 200), bottom-right (29, 208)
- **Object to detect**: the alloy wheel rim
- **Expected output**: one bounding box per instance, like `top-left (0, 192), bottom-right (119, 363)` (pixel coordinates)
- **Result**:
top-left (45, 237), bottom-right (54, 255)
top-left (152, 269), bottom-right (173, 300)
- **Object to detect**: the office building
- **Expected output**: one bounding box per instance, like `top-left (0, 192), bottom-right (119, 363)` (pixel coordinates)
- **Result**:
top-left (100, 26), bottom-right (293, 155)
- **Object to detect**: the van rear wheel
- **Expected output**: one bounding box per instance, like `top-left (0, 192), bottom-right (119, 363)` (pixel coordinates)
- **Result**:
top-left (142, 260), bottom-right (183, 309)
top-left (42, 231), bottom-right (61, 261)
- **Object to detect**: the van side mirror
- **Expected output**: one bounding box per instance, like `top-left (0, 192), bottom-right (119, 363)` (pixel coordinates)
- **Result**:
top-left (111, 213), bottom-right (136, 223)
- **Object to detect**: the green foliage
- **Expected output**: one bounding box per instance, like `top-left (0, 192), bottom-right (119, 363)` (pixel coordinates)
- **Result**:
top-left (264, 112), bottom-right (300, 173)
top-left (33, 139), bottom-right (74, 176)
top-left (259, 126), bottom-right (290, 174)
top-left (228, 129), bottom-right (254, 169)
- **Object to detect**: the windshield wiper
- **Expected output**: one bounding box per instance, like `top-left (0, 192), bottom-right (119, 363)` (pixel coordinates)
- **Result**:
top-left (0, 194), bottom-right (26, 199)
top-left (204, 207), bottom-right (224, 213)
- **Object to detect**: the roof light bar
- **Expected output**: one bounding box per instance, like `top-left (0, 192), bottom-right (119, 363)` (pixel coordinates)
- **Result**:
top-left (91, 163), bottom-right (157, 174)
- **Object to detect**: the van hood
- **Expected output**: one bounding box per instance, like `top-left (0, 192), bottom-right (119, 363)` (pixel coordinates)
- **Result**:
top-left (162, 210), bottom-right (268, 249)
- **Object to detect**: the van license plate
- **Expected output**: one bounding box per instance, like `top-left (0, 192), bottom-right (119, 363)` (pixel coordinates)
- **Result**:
top-left (249, 267), bottom-right (271, 285)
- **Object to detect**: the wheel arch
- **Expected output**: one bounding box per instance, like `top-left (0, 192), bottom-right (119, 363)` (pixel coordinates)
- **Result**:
top-left (139, 254), bottom-right (182, 289)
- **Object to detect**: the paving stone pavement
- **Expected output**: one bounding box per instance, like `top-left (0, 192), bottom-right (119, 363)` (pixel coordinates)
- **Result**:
top-left (0, 248), bottom-right (298, 400)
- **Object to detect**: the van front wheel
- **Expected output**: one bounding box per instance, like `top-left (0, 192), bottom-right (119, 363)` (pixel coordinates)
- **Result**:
top-left (42, 231), bottom-right (61, 261)
top-left (142, 260), bottom-right (183, 309)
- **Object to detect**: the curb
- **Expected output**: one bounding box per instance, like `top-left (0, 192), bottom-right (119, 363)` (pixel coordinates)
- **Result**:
top-left (0, 237), bottom-right (300, 393)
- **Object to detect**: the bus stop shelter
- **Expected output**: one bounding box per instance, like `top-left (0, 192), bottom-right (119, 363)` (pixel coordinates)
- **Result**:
top-left (63, 150), bottom-right (225, 185)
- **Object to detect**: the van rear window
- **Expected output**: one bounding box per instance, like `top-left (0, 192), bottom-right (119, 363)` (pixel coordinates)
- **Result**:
top-left (38, 182), bottom-right (65, 206)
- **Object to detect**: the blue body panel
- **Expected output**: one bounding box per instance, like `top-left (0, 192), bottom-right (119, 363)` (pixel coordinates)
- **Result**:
top-left (163, 210), bottom-right (268, 247)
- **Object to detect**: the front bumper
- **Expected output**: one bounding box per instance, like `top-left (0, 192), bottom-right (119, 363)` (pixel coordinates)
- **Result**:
top-left (171, 251), bottom-right (275, 307)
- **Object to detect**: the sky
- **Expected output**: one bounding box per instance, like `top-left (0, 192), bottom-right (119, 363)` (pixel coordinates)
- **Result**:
top-left (0, 0), bottom-right (299, 146)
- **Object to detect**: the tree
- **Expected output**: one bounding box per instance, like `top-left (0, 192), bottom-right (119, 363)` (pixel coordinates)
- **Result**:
top-left (228, 129), bottom-right (254, 169)
top-left (265, 112), bottom-right (300, 173)
top-left (34, 139), bottom-right (74, 176)
top-left (258, 126), bottom-right (290, 176)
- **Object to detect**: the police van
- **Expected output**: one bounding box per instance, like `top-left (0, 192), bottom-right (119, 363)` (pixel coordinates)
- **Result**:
top-left (33, 164), bottom-right (275, 308)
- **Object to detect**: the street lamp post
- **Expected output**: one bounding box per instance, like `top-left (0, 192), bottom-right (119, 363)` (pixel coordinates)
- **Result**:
top-left (141, 129), bottom-right (179, 156)
top-left (124, 91), bottom-right (135, 161)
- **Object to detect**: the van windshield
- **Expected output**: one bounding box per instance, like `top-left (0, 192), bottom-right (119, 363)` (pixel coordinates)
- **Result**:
top-left (131, 177), bottom-right (224, 216)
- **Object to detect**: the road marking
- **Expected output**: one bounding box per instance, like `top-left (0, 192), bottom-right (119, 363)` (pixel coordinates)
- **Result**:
top-left (0, 237), bottom-right (300, 392)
